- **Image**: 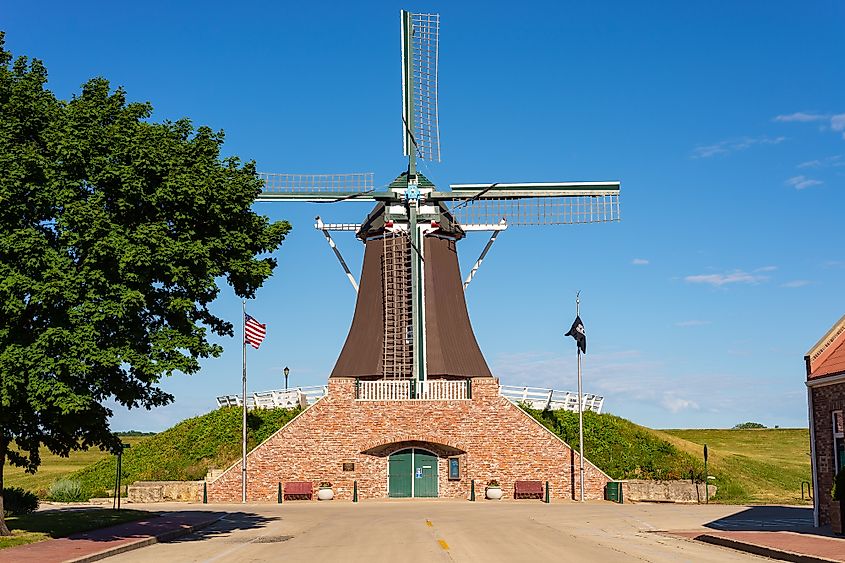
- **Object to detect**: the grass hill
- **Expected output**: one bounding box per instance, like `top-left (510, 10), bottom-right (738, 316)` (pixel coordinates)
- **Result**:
top-left (660, 428), bottom-right (811, 504)
top-left (525, 408), bottom-right (811, 505)
top-left (70, 406), bottom-right (300, 498)
top-left (6, 404), bottom-right (810, 505)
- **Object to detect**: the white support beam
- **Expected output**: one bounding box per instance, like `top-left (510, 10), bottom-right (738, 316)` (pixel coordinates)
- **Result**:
top-left (315, 217), bottom-right (359, 293)
top-left (463, 221), bottom-right (507, 290)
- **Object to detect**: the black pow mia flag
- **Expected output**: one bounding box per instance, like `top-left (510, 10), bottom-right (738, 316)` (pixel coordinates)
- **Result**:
top-left (565, 315), bottom-right (587, 354)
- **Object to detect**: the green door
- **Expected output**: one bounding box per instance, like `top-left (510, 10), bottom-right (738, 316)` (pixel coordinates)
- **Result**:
top-left (389, 449), bottom-right (412, 498)
top-left (388, 448), bottom-right (438, 498)
top-left (413, 450), bottom-right (438, 498)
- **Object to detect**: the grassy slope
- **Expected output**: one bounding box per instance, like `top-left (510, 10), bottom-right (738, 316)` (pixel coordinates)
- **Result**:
top-left (661, 428), bottom-right (812, 504)
top-left (526, 408), bottom-right (811, 504)
top-left (6, 404), bottom-right (810, 506)
top-left (69, 406), bottom-right (300, 497)
top-left (4, 436), bottom-right (148, 495)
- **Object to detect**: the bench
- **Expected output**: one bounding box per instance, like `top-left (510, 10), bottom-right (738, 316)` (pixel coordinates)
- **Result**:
top-left (514, 480), bottom-right (544, 500)
top-left (283, 481), bottom-right (313, 501)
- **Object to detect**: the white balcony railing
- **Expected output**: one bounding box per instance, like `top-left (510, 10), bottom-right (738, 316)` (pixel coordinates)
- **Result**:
top-left (356, 379), bottom-right (470, 401)
top-left (499, 385), bottom-right (604, 413)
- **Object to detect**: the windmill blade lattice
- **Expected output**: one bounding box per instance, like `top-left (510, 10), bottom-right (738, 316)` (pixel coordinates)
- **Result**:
top-left (445, 182), bottom-right (621, 226)
top-left (257, 172), bottom-right (376, 202)
top-left (402, 12), bottom-right (441, 162)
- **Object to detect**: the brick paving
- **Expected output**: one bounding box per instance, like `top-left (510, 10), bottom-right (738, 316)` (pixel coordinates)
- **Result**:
top-left (668, 530), bottom-right (845, 562)
top-left (1, 510), bottom-right (224, 563)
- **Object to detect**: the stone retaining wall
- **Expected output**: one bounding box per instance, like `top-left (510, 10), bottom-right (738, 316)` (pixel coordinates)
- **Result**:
top-left (127, 480), bottom-right (203, 503)
top-left (622, 480), bottom-right (717, 503)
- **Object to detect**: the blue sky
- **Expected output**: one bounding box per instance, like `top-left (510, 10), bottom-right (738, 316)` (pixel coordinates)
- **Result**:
top-left (4, 0), bottom-right (844, 430)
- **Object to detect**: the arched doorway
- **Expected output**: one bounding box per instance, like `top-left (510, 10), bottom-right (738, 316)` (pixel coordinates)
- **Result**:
top-left (388, 448), bottom-right (438, 498)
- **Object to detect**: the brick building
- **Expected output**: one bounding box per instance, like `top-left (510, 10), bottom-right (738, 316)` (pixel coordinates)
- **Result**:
top-left (207, 377), bottom-right (610, 502)
top-left (806, 314), bottom-right (845, 527)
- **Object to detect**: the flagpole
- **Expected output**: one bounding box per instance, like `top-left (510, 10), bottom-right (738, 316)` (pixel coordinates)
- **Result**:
top-left (241, 299), bottom-right (247, 504)
top-left (577, 292), bottom-right (585, 503)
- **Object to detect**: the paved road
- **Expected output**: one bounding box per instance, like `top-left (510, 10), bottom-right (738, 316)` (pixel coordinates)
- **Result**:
top-left (107, 501), bottom-right (775, 562)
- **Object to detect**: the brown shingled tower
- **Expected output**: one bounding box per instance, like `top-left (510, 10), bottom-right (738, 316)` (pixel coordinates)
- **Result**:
top-left (330, 201), bottom-right (492, 381)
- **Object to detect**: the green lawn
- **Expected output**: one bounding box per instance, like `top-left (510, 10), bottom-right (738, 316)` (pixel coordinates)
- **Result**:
top-left (660, 428), bottom-right (812, 505)
top-left (4, 436), bottom-right (149, 496)
top-left (0, 509), bottom-right (151, 549)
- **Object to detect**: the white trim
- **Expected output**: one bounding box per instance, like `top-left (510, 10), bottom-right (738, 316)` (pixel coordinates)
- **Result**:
top-left (806, 372), bottom-right (845, 388)
top-left (808, 386), bottom-right (819, 527)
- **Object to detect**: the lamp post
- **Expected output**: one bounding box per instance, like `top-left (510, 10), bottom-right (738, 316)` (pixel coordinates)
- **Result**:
top-left (284, 366), bottom-right (290, 391)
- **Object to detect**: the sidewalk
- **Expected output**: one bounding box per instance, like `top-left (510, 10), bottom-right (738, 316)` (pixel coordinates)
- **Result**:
top-left (667, 530), bottom-right (845, 563)
top-left (1, 510), bottom-right (224, 563)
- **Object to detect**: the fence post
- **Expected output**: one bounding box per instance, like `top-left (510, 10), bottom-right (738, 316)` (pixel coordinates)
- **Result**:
top-left (353, 480), bottom-right (358, 503)
top-left (470, 479), bottom-right (476, 501)
top-left (279, 482), bottom-right (283, 504)
top-left (545, 481), bottom-right (550, 503)
top-left (203, 481), bottom-right (208, 504)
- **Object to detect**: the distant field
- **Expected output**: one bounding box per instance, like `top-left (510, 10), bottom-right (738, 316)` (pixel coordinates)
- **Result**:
top-left (4, 436), bottom-right (149, 495)
top-left (660, 428), bottom-right (812, 505)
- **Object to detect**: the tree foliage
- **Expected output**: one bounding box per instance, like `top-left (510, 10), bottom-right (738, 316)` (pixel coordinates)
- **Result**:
top-left (733, 422), bottom-right (766, 430)
top-left (0, 33), bottom-right (290, 534)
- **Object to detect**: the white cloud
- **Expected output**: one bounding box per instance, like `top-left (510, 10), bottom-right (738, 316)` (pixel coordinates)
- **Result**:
top-left (774, 112), bottom-right (845, 139)
top-left (773, 112), bottom-right (828, 123)
top-left (691, 136), bottom-right (786, 158)
top-left (755, 265), bottom-right (778, 272)
top-left (675, 320), bottom-right (711, 327)
top-left (800, 155), bottom-right (845, 169)
top-left (684, 270), bottom-right (769, 287)
top-left (661, 394), bottom-right (700, 413)
top-left (631, 258), bottom-right (649, 265)
top-left (781, 280), bottom-right (811, 288)
top-left (785, 175), bottom-right (823, 190)
top-left (831, 114), bottom-right (845, 139)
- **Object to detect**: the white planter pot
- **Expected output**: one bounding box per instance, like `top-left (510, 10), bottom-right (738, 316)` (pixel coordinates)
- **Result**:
top-left (486, 487), bottom-right (503, 500)
top-left (317, 488), bottom-right (334, 501)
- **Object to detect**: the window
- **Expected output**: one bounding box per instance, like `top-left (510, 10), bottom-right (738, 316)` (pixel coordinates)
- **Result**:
top-left (448, 456), bottom-right (460, 480)
top-left (834, 410), bottom-right (844, 473)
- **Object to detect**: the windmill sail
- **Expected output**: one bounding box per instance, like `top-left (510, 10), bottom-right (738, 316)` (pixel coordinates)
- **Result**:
top-left (443, 182), bottom-right (621, 226)
top-left (257, 172), bottom-right (377, 202)
top-left (402, 11), bottom-right (441, 162)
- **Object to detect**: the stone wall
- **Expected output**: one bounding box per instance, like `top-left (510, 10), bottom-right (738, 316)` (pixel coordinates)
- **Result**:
top-left (621, 480), bottom-right (716, 503)
top-left (127, 481), bottom-right (203, 503)
top-left (811, 380), bottom-right (845, 526)
top-left (207, 378), bottom-right (610, 502)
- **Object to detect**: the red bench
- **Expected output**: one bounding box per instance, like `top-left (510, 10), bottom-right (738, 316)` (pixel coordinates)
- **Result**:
top-left (514, 480), bottom-right (544, 500)
top-left (283, 481), bottom-right (313, 500)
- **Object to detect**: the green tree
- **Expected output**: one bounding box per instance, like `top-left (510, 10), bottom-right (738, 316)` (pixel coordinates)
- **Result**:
top-left (0, 34), bottom-right (290, 535)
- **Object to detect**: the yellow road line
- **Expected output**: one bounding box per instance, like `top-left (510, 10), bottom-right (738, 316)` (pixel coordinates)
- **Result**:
top-left (437, 539), bottom-right (450, 550)
top-left (425, 519), bottom-right (433, 527)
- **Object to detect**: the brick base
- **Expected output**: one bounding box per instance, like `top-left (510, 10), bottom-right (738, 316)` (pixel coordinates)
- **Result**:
top-left (207, 378), bottom-right (610, 502)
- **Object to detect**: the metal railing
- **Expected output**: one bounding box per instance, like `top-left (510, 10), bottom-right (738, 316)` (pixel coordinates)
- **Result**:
top-left (356, 379), bottom-right (470, 401)
top-left (499, 385), bottom-right (604, 413)
top-left (216, 385), bottom-right (328, 410)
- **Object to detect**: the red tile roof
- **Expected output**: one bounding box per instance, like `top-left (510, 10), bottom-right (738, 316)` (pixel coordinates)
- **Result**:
top-left (806, 314), bottom-right (845, 380)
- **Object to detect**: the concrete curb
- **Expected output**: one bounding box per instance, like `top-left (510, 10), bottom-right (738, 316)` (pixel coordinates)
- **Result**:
top-left (65, 513), bottom-right (226, 563)
top-left (696, 534), bottom-right (842, 563)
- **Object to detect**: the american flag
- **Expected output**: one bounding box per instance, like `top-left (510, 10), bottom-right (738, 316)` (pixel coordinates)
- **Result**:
top-left (244, 314), bottom-right (267, 349)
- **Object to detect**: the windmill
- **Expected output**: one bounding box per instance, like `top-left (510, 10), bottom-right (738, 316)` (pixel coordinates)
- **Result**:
top-left (257, 11), bottom-right (620, 395)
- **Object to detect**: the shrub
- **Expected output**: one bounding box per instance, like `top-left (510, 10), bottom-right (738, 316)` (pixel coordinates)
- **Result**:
top-left (48, 479), bottom-right (86, 502)
top-left (833, 470), bottom-right (845, 501)
top-left (2, 486), bottom-right (39, 516)
top-left (319, 481), bottom-right (332, 489)
top-left (733, 422), bottom-right (766, 429)
top-left (487, 480), bottom-right (500, 488)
